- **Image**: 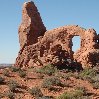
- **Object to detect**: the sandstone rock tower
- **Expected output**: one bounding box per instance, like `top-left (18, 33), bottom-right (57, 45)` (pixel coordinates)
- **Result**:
top-left (15, 1), bottom-right (99, 68)
top-left (19, 1), bottom-right (46, 49)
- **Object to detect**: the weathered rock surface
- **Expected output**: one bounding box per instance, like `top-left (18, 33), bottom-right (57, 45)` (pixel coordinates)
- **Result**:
top-left (19, 1), bottom-right (46, 49)
top-left (15, 1), bottom-right (99, 68)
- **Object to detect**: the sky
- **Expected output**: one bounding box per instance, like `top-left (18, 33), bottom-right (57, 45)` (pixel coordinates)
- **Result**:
top-left (0, 0), bottom-right (99, 63)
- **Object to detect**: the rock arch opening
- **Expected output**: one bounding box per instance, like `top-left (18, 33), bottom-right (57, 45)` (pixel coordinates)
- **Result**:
top-left (72, 36), bottom-right (81, 52)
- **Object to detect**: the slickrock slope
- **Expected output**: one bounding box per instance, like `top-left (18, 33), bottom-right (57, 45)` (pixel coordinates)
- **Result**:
top-left (15, 1), bottom-right (99, 68)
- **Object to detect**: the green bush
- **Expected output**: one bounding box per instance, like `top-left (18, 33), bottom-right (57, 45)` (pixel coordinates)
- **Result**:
top-left (0, 76), bottom-right (5, 84)
top-left (91, 75), bottom-right (99, 82)
top-left (28, 87), bottom-right (43, 97)
top-left (93, 66), bottom-right (99, 72)
top-left (3, 69), bottom-right (10, 77)
top-left (57, 92), bottom-right (74, 99)
top-left (5, 91), bottom-right (15, 99)
top-left (79, 68), bottom-right (97, 80)
top-left (37, 74), bottom-right (44, 79)
top-left (38, 96), bottom-right (53, 99)
top-left (73, 89), bottom-right (85, 97)
top-left (10, 66), bottom-right (20, 72)
top-left (57, 89), bottom-right (85, 99)
top-left (92, 82), bottom-right (99, 89)
top-left (7, 80), bottom-right (19, 92)
top-left (63, 72), bottom-right (74, 79)
top-left (79, 96), bottom-right (92, 99)
top-left (42, 77), bottom-right (63, 89)
top-left (0, 93), bottom-right (4, 98)
top-left (18, 70), bottom-right (26, 78)
top-left (36, 64), bottom-right (57, 76)
top-left (75, 86), bottom-right (87, 95)
top-left (55, 72), bottom-right (70, 80)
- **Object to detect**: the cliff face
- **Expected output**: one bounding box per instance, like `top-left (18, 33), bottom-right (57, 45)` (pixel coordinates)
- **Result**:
top-left (15, 1), bottom-right (99, 68)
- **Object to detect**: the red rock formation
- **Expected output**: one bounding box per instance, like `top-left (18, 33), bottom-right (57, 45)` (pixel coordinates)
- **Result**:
top-left (15, 1), bottom-right (99, 68)
top-left (18, 1), bottom-right (46, 49)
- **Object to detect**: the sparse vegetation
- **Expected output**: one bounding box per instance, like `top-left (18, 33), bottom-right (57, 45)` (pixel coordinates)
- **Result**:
top-left (75, 86), bottom-right (87, 95)
top-left (28, 87), bottom-right (43, 97)
top-left (92, 82), bottom-right (99, 89)
top-left (0, 64), bottom-right (98, 98)
top-left (57, 89), bottom-right (86, 99)
top-left (91, 75), bottom-right (99, 82)
top-left (37, 74), bottom-right (44, 79)
top-left (5, 91), bottom-right (15, 99)
top-left (36, 64), bottom-right (58, 76)
top-left (10, 66), bottom-right (21, 72)
top-left (78, 68), bottom-right (97, 80)
top-left (7, 80), bottom-right (19, 92)
top-left (38, 96), bottom-right (53, 99)
top-left (0, 76), bottom-right (5, 84)
top-left (55, 72), bottom-right (70, 80)
top-left (18, 70), bottom-right (26, 78)
top-left (42, 77), bottom-right (63, 89)
top-left (3, 69), bottom-right (10, 76)
top-left (0, 93), bottom-right (4, 98)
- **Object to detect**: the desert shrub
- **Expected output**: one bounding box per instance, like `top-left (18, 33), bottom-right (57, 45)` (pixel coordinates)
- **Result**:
top-left (38, 96), bottom-right (53, 99)
top-left (36, 64), bottom-right (58, 76)
top-left (37, 74), bottom-right (44, 79)
top-left (0, 93), bottom-right (4, 98)
top-left (42, 77), bottom-right (63, 89)
top-left (75, 86), bottom-right (86, 91)
top-left (73, 89), bottom-right (85, 97)
top-left (5, 91), bottom-right (15, 99)
top-left (75, 86), bottom-right (87, 96)
top-left (3, 69), bottom-right (10, 77)
top-left (93, 66), bottom-right (99, 72)
top-left (10, 66), bottom-right (21, 72)
top-left (79, 96), bottom-right (92, 99)
top-left (85, 74), bottom-right (99, 84)
top-left (64, 72), bottom-right (74, 78)
top-left (55, 70), bottom-right (79, 80)
top-left (71, 72), bottom-right (80, 79)
top-left (78, 68), bottom-right (97, 80)
top-left (57, 92), bottom-right (74, 99)
top-left (57, 95), bottom-right (92, 99)
top-left (18, 70), bottom-right (26, 78)
top-left (92, 82), bottom-right (99, 89)
top-left (28, 87), bottom-right (43, 97)
top-left (91, 75), bottom-right (99, 82)
top-left (0, 76), bottom-right (5, 84)
top-left (7, 80), bottom-right (19, 92)
top-left (57, 89), bottom-right (85, 99)
top-left (55, 72), bottom-right (70, 80)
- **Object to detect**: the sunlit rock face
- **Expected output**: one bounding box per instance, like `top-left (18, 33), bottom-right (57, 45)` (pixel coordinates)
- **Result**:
top-left (18, 1), bottom-right (46, 49)
top-left (15, 1), bottom-right (99, 68)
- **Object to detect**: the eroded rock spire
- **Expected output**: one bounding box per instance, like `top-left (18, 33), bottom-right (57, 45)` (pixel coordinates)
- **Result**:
top-left (19, 1), bottom-right (46, 49)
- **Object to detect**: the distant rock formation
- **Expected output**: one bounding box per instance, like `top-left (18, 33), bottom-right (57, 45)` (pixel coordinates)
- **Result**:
top-left (15, 1), bottom-right (99, 68)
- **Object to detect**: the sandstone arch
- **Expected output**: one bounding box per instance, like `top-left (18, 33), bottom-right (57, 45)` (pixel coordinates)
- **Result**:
top-left (15, 1), bottom-right (99, 68)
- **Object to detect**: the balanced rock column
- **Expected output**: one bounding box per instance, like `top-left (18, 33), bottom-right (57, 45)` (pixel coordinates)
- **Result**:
top-left (19, 1), bottom-right (46, 49)
top-left (15, 1), bottom-right (46, 67)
